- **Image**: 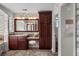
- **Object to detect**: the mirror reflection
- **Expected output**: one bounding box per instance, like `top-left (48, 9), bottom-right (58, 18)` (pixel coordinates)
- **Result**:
top-left (15, 19), bottom-right (38, 32)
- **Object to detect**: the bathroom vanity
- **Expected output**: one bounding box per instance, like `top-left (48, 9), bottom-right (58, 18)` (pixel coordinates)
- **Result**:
top-left (9, 32), bottom-right (39, 50)
top-left (9, 35), bottom-right (28, 50)
top-left (9, 18), bottom-right (39, 50)
top-left (9, 11), bottom-right (52, 50)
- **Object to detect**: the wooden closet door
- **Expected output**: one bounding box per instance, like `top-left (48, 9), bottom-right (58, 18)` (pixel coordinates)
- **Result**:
top-left (45, 24), bottom-right (52, 49)
top-left (39, 23), bottom-right (52, 49)
top-left (39, 23), bottom-right (47, 49)
top-left (39, 11), bottom-right (52, 49)
top-left (39, 12), bottom-right (52, 24)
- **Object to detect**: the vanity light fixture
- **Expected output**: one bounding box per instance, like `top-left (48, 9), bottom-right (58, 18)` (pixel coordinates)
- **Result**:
top-left (22, 17), bottom-right (26, 19)
top-left (15, 16), bottom-right (38, 19)
top-left (28, 17), bottom-right (38, 19)
top-left (15, 17), bottom-right (21, 19)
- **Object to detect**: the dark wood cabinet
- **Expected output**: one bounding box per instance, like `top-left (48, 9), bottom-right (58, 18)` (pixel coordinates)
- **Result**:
top-left (39, 11), bottom-right (52, 24)
top-left (9, 35), bottom-right (28, 50)
top-left (18, 36), bottom-right (28, 49)
top-left (9, 36), bottom-right (17, 50)
top-left (39, 11), bottom-right (52, 49)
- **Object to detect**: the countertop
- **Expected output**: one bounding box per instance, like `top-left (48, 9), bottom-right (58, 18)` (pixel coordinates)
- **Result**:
top-left (9, 34), bottom-right (39, 39)
top-left (27, 37), bottom-right (39, 39)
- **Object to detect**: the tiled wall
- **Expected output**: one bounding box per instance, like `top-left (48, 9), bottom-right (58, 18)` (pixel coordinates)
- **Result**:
top-left (0, 9), bottom-right (9, 55)
top-left (76, 3), bottom-right (79, 56)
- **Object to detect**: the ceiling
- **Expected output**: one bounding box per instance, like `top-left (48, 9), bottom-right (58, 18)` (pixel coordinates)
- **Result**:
top-left (1, 3), bottom-right (55, 13)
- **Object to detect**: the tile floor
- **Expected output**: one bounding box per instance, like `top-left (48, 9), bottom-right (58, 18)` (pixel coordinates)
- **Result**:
top-left (1, 49), bottom-right (57, 56)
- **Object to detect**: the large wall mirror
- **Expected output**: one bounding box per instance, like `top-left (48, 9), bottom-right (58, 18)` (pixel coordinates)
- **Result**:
top-left (14, 19), bottom-right (38, 32)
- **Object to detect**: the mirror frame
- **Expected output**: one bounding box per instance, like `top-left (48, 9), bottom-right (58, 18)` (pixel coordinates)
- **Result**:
top-left (14, 19), bottom-right (39, 32)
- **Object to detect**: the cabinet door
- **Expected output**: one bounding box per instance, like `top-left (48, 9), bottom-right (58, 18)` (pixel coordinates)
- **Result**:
top-left (39, 23), bottom-right (52, 49)
top-left (39, 11), bottom-right (52, 24)
top-left (18, 36), bottom-right (27, 49)
top-left (39, 11), bottom-right (52, 49)
top-left (39, 37), bottom-right (46, 49)
top-left (47, 24), bottom-right (52, 49)
top-left (39, 23), bottom-right (47, 49)
top-left (9, 36), bottom-right (17, 50)
top-left (45, 37), bottom-right (52, 49)
top-left (39, 23), bottom-right (46, 37)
